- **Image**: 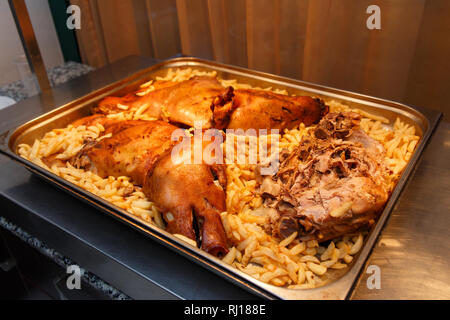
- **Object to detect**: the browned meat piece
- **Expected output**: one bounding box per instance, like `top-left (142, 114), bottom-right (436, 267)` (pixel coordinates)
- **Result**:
top-left (262, 112), bottom-right (390, 242)
top-left (313, 111), bottom-right (360, 140)
top-left (143, 150), bottom-right (228, 256)
top-left (70, 114), bottom-right (149, 136)
top-left (95, 80), bottom-right (181, 114)
top-left (94, 76), bottom-right (229, 128)
top-left (212, 89), bottom-right (329, 130)
top-left (347, 128), bottom-right (385, 156)
top-left (43, 115), bottom-right (140, 168)
top-left (71, 120), bottom-right (177, 186)
top-left (94, 76), bottom-right (328, 131)
top-left (70, 116), bottom-right (228, 256)
top-left (70, 114), bottom-right (113, 128)
top-left (94, 93), bottom-right (140, 115)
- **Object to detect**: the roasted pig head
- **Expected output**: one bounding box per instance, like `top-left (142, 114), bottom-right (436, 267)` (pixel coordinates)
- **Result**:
top-left (70, 116), bottom-right (228, 256)
top-left (143, 148), bottom-right (228, 256)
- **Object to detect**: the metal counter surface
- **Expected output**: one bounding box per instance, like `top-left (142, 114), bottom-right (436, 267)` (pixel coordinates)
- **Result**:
top-left (0, 56), bottom-right (448, 299)
top-left (351, 119), bottom-right (450, 299)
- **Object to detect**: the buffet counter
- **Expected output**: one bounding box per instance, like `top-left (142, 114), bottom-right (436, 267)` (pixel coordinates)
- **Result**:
top-left (0, 56), bottom-right (448, 299)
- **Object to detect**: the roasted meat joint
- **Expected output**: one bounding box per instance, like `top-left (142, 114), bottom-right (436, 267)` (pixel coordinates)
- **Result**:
top-left (261, 112), bottom-right (390, 242)
top-left (17, 68), bottom-right (420, 289)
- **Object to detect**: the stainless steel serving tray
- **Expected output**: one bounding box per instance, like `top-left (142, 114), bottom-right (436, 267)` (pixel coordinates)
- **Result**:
top-left (0, 57), bottom-right (442, 300)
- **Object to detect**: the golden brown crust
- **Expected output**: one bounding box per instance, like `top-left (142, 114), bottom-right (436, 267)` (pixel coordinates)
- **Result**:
top-left (70, 116), bottom-right (229, 256)
top-left (223, 90), bottom-right (328, 131)
top-left (94, 77), bottom-right (329, 132)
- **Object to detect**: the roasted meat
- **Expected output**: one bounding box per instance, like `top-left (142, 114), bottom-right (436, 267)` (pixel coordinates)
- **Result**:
top-left (261, 112), bottom-right (390, 242)
top-left (94, 76), bottom-right (328, 131)
top-left (94, 76), bottom-right (228, 128)
top-left (71, 119), bottom-right (177, 186)
top-left (212, 89), bottom-right (328, 130)
top-left (143, 149), bottom-right (228, 257)
top-left (70, 116), bottom-right (228, 256)
top-left (71, 114), bottom-right (150, 137)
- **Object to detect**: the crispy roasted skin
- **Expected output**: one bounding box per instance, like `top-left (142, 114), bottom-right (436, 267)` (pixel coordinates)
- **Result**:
top-left (70, 116), bottom-right (229, 256)
top-left (71, 114), bottom-right (112, 128)
top-left (43, 115), bottom-right (148, 168)
top-left (71, 114), bottom-right (149, 136)
top-left (72, 120), bottom-right (177, 186)
top-left (94, 76), bottom-right (328, 131)
top-left (143, 151), bottom-right (228, 256)
top-left (94, 76), bottom-right (227, 128)
top-left (212, 89), bottom-right (328, 131)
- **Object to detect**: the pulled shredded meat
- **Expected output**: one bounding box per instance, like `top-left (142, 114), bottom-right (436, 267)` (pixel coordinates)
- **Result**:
top-left (261, 112), bottom-right (391, 242)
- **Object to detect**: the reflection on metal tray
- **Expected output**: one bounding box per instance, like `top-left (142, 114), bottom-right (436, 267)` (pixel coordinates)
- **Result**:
top-left (0, 57), bottom-right (442, 300)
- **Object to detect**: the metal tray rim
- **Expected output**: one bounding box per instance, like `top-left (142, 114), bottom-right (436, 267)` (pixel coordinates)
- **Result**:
top-left (0, 56), bottom-right (442, 300)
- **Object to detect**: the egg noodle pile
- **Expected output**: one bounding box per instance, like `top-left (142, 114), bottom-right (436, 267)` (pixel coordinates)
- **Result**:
top-left (18, 68), bottom-right (420, 289)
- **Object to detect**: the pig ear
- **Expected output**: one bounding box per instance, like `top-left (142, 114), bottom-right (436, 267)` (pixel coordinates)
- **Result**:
top-left (211, 87), bottom-right (236, 129)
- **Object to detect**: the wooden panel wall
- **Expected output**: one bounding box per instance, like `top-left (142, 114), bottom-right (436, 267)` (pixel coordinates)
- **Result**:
top-left (71, 0), bottom-right (181, 67)
top-left (72, 0), bottom-right (449, 118)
